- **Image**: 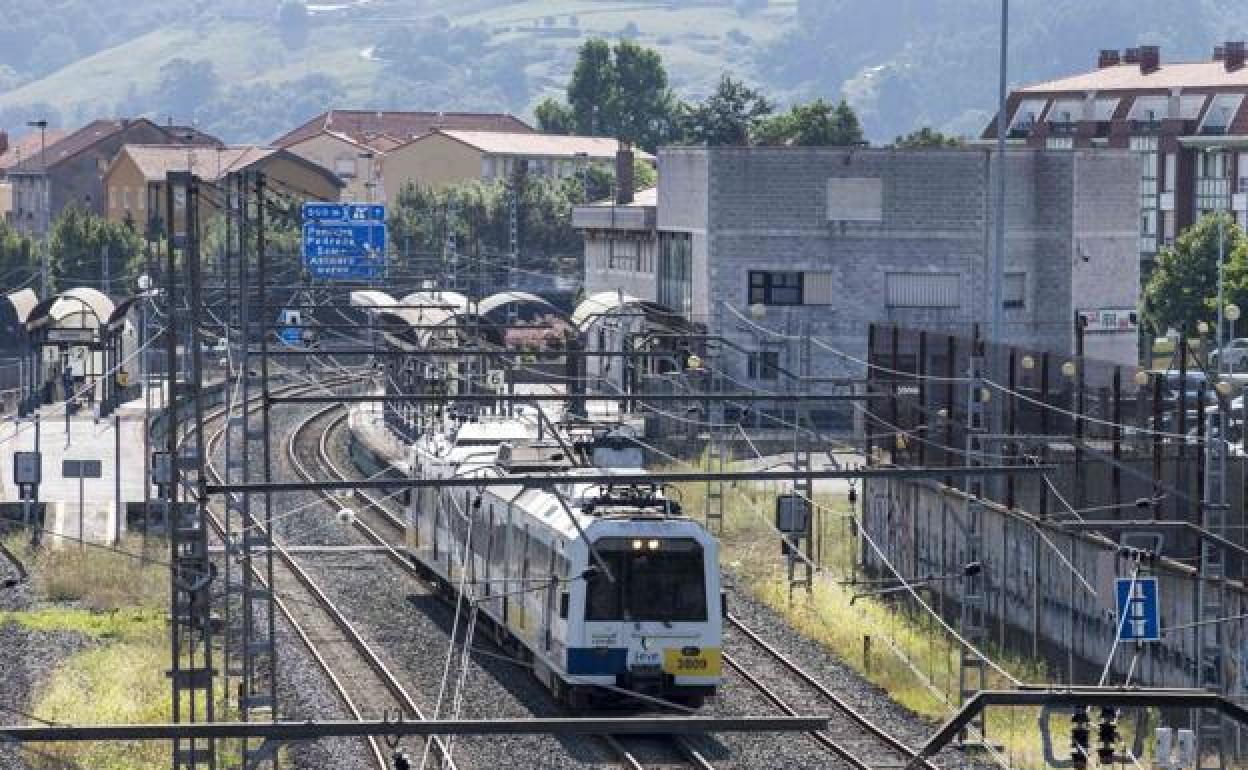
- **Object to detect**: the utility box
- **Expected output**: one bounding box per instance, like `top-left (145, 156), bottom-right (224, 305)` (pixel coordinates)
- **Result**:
top-left (13, 451), bottom-right (41, 486)
top-left (775, 494), bottom-right (811, 535)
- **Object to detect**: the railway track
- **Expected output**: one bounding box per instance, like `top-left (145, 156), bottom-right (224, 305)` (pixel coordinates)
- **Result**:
top-left (307, 404), bottom-right (717, 770)
top-left (722, 613), bottom-right (938, 770)
top-left (191, 376), bottom-right (459, 770)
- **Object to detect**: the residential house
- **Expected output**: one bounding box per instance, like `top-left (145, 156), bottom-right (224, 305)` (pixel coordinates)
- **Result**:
top-left (0, 127), bottom-right (68, 224)
top-left (984, 42), bottom-right (1248, 277)
top-left (274, 110), bottom-right (532, 203)
top-left (8, 118), bottom-right (222, 236)
top-left (102, 145), bottom-right (343, 235)
top-left (382, 130), bottom-right (652, 207)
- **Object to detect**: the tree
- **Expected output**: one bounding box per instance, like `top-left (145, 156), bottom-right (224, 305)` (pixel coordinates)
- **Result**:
top-left (610, 40), bottom-right (675, 150)
top-left (677, 73), bottom-right (773, 146)
top-left (155, 58), bottom-right (220, 121)
top-left (754, 98), bottom-right (863, 146)
top-left (567, 38), bottom-right (615, 136)
top-left (894, 126), bottom-right (961, 148)
top-left (277, 0), bottom-right (311, 49)
top-left (1142, 213), bottom-right (1248, 336)
top-left (46, 206), bottom-right (144, 294)
top-left (558, 38), bottom-right (676, 151)
top-left (0, 218), bottom-right (35, 290)
top-left (535, 97), bottom-right (575, 134)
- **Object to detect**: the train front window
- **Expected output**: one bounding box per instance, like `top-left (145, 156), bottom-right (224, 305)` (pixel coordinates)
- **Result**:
top-left (585, 538), bottom-right (707, 623)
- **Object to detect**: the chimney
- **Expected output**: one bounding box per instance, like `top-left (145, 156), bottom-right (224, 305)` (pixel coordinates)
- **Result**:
top-left (615, 144), bottom-right (634, 205)
top-left (1097, 49), bottom-right (1121, 68)
top-left (1215, 45), bottom-right (1226, 62)
top-left (1123, 47), bottom-right (1141, 65)
top-left (1138, 45), bottom-right (1161, 73)
top-left (0, 130), bottom-right (8, 157)
top-left (1225, 41), bottom-right (1246, 71)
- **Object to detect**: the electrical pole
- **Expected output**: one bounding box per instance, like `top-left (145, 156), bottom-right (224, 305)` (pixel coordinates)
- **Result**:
top-left (990, 0), bottom-right (1009, 434)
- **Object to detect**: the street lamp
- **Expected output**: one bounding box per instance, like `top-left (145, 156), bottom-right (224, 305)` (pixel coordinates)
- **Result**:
top-left (26, 119), bottom-right (48, 295)
top-left (1205, 146), bottom-right (1229, 375)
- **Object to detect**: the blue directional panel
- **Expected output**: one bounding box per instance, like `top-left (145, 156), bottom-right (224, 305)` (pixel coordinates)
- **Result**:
top-left (1115, 576), bottom-right (1160, 642)
top-left (301, 202), bottom-right (386, 280)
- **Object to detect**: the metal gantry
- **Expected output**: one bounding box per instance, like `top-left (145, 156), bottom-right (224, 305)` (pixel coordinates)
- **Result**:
top-left (165, 171), bottom-right (217, 770)
top-left (1197, 391), bottom-right (1230, 769)
top-left (957, 352), bottom-right (988, 747)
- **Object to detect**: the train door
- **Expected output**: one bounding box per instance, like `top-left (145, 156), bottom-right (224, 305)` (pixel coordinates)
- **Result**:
top-left (543, 546), bottom-right (557, 653)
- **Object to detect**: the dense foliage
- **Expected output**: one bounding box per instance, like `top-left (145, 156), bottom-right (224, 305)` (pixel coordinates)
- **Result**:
top-left (46, 206), bottom-right (146, 294)
top-left (1142, 214), bottom-right (1248, 336)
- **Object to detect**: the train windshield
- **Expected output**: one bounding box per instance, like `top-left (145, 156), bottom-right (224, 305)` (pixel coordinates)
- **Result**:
top-left (585, 538), bottom-right (707, 623)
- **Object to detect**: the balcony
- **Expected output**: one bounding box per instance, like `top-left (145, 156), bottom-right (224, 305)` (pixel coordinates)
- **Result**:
top-left (1128, 119), bottom-right (1163, 134)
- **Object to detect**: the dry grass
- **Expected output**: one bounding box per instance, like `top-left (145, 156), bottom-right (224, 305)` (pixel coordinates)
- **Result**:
top-left (668, 463), bottom-right (1068, 769)
top-left (3, 533), bottom-right (168, 611)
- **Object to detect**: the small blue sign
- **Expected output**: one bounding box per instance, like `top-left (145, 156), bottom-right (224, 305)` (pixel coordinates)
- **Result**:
top-left (1115, 576), bottom-right (1160, 641)
top-left (279, 326), bottom-right (301, 346)
top-left (302, 202), bottom-right (347, 222)
top-left (302, 202), bottom-right (385, 224)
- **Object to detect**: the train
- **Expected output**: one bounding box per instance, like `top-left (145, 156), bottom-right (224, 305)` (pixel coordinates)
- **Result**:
top-left (403, 409), bottom-right (723, 709)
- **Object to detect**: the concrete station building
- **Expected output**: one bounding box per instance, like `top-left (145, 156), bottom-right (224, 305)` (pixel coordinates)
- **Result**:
top-left (576, 146), bottom-right (1141, 398)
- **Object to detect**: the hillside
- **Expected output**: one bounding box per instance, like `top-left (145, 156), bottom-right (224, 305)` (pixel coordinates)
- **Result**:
top-left (3, 0), bottom-right (1248, 144)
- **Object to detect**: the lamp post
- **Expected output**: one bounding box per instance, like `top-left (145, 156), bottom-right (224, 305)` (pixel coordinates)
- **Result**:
top-left (358, 151), bottom-right (376, 203)
top-left (26, 119), bottom-right (48, 295)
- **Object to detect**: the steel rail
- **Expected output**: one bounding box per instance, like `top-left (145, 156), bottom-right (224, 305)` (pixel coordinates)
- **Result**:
top-left (726, 614), bottom-right (939, 770)
top-left (314, 409), bottom-right (716, 769)
top-left (281, 402), bottom-right (459, 770)
top-left (191, 376), bottom-right (393, 770)
top-left (721, 651), bottom-right (870, 770)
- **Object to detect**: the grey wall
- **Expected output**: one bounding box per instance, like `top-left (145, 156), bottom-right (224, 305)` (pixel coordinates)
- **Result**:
top-left (652, 146), bottom-right (1139, 386)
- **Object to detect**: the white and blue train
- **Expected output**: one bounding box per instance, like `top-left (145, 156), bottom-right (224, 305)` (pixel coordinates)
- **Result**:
top-left (404, 414), bottom-right (723, 708)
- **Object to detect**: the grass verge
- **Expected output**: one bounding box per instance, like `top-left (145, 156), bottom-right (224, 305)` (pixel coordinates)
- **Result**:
top-left (670, 468), bottom-right (1065, 769)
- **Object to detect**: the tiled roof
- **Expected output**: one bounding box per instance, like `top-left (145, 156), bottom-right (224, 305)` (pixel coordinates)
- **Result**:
top-left (1021, 61), bottom-right (1248, 94)
top-left (0, 129), bottom-right (68, 172)
top-left (114, 144), bottom-right (343, 189)
top-left (273, 110), bottom-right (533, 149)
top-left (9, 118), bottom-right (222, 173)
top-left (424, 130), bottom-right (651, 159)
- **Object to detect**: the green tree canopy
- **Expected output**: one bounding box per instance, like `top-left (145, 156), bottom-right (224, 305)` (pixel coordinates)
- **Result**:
top-left (754, 98), bottom-right (863, 146)
top-left (534, 97), bottom-right (575, 134)
top-left (1142, 213), bottom-right (1248, 336)
top-left (46, 206), bottom-right (144, 294)
top-left (556, 38), bottom-right (676, 151)
top-left (893, 126), bottom-right (961, 148)
top-left (0, 218), bottom-right (35, 291)
top-left (678, 73), bottom-right (773, 146)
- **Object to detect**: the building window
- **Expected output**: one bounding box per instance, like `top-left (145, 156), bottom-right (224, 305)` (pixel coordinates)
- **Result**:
top-left (747, 351), bottom-right (780, 380)
top-left (1008, 99), bottom-right (1048, 137)
top-left (1195, 150), bottom-right (1231, 219)
top-left (608, 240), bottom-right (640, 271)
top-left (748, 271), bottom-right (803, 305)
top-left (1004, 272), bottom-right (1026, 309)
top-left (658, 232), bottom-right (692, 317)
top-left (1199, 93), bottom-right (1244, 136)
top-left (1131, 135), bottom-right (1160, 254)
top-left (886, 273), bottom-right (959, 308)
top-left (110, 187), bottom-right (119, 210)
top-left (1045, 137), bottom-right (1074, 150)
top-left (334, 158), bottom-right (356, 178)
top-left (1127, 95), bottom-right (1167, 130)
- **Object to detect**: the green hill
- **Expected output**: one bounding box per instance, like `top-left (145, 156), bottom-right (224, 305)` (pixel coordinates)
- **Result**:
top-left (3, 0), bottom-right (1248, 144)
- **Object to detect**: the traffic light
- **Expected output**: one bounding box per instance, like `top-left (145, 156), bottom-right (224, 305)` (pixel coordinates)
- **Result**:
top-left (1071, 707), bottom-right (1091, 769)
top-left (1096, 706), bottom-right (1118, 765)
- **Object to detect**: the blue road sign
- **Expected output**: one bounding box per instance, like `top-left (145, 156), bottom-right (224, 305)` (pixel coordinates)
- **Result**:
top-left (302, 202), bottom-right (387, 280)
top-left (1115, 576), bottom-right (1160, 641)
top-left (303, 202), bottom-right (385, 223)
top-left (302, 222), bottom-right (386, 280)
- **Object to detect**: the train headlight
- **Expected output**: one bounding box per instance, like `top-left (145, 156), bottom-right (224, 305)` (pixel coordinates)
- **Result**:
top-left (632, 539), bottom-right (644, 550)
top-left (647, 539), bottom-right (660, 550)
top-left (336, 508), bottom-right (356, 526)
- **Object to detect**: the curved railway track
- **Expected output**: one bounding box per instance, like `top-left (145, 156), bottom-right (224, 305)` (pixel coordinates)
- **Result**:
top-left (304, 404), bottom-right (715, 770)
top-left (190, 377), bottom-right (459, 770)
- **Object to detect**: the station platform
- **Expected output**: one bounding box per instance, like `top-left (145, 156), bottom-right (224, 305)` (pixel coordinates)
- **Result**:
top-left (0, 387), bottom-right (163, 545)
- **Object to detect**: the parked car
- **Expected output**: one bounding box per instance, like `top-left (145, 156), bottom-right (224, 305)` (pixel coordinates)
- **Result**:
top-left (1210, 338), bottom-right (1248, 371)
